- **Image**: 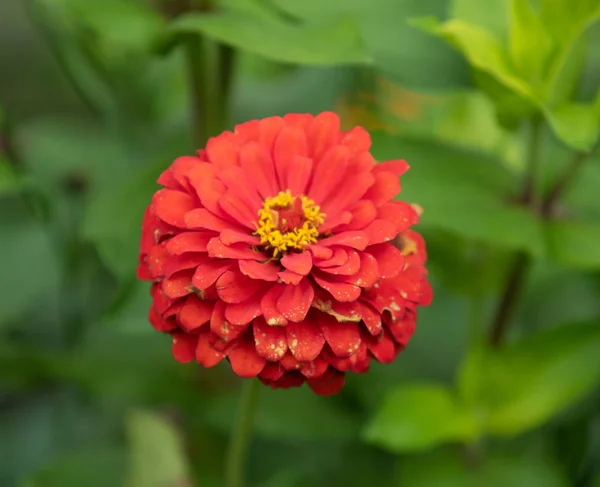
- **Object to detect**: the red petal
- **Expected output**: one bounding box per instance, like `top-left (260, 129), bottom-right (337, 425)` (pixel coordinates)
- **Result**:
top-left (306, 111), bottom-right (341, 160)
top-left (261, 284), bottom-right (288, 326)
top-left (234, 119), bottom-right (260, 142)
top-left (276, 279), bottom-right (314, 322)
top-left (206, 134), bottom-right (238, 167)
top-left (307, 368), bottom-right (345, 396)
top-left (220, 229), bottom-right (261, 246)
top-left (286, 318), bottom-right (325, 361)
top-left (341, 200), bottom-right (377, 231)
top-left (219, 191), bottom-right (257, 229)
top-left (163, 253), bottom-right (208, 278)
top-left (192, 261), bottom-right (234, 290)
top-left (313, 272), bottom-right (361, 302)
top-left (308, 145), bottom-right (350, 203)
top-left (148, 307), bottom-right (177, 332)
top-left (216, 270), bottom-right (257, 303)
top-left (228, 339), bottom-right (266, 378)
top-left (153, 189), bottom-right (196, 228)
top-left (387, 312), bottom-right (416, 346)
top-left (340, 252), bottom-right (378, 288)
top-left (286, 155), bottom-right (313, 195)
top-left (273, 126), bottom-right (307, 187)
top-left (239, 141), bottom-right (278, 198)
top-left (258, 116), bottom-right (285, 150)
top-left (377, 201), bottom-right (419, 232)
top-left (356, 301), bottom-right (382, 335)
top-left (309, 244), bottom-right (333, 260)
top-left (208, 238), bottom-right (266, 261)
top-left (185, 208), bottom-right (239, 232)
top-left (172, 332), bottom-right (198, 363)
top-left (187, 167), bottom-right (229, 220)
top-left (315, 247), bottom-right (348, 268)
top-left (166, 232), bottom-right (213, 255)
top-left (146, 243), bottom-right (169, 279)
top-left (300, 357), bottom-right (329, 379)
top-left (321, 249), bottom-right (360, 276)
top-left (253, 317), bottom-right (288, 361)
top-left (363, 219), bottom-right (397, 245)
top-left (319, 314), bottom-right (361, 357)
top-left (368, 244), bottom-right (405, 279)
top-left (321, 173), bottom-right (375, 217)
top-left (264, 371), bottom-right (305, 389)
top-left (318, 211), bottom-right (352, 233)
top-left (210, 303), bottom-right (248, 344)
top-left (363, 172), bottom-right (400, 207)
top-left (218, 166), bottom-right (262, 209)
top-left (283, 113), bottom-right (312, 129)
top-left (162, 269), bottom-right (194, 298)
top-left (277, 270), bottom-right (304, 285)
top-left (179, 294), bottom-right (212, 331)
top-left (281, 251), bottom-right (312, 275)
top-left (196, 329), bottom-right (225, 367)
top-left (225, 296), bottom-right (262, 325)
top-left (365, 332), bottom-right (396, 363)
top-left (280, 351), bottom-right (302, 371)
top-left (151, 283), bottom-right (176, 314)
top-left (341, 126), bottom-right (371, 152)
top-left (373, 159), bottom-right (409, 176)
top-left (259, 362), bottom-right (285, 381)
top-left (239, 259), bottom-right (280, 281)
top-left (322, 300), bottom-right (361, 323)
top-left (319, 231), bottom-right (369, 250)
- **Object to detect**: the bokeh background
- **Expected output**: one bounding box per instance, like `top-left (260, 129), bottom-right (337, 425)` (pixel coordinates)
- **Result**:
top-left (1, 0), bottom-right (600, 486)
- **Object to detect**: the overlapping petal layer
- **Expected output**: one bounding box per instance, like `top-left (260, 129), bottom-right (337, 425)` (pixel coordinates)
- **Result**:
top-left (138, 112), bottom-right (431, 395)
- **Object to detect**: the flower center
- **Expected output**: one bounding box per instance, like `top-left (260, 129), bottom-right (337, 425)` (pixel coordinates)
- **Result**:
top-left (254, 190), bottom-right (325, 257)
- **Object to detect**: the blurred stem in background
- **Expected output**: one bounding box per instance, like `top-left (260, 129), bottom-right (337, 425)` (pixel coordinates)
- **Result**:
top-left (225, 379), bottom-right (261, 487)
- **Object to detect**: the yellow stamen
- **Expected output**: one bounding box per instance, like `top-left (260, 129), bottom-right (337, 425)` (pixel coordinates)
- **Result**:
top-left (254, 190), bottom-right (325, 257)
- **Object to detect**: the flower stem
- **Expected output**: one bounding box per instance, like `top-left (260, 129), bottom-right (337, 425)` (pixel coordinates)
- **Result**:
top-left (225, 379), bottom-right (261, 487)
top-left (489, 118), bottom-right (542, 346)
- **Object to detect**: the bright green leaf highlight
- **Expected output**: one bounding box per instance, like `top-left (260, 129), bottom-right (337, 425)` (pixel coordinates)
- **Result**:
top-left (508, 0), bottom-right (553, 85)
top-left (363, 383), bottom-right (478, 452)
top-left (458, 321), bottom-right (600, 436)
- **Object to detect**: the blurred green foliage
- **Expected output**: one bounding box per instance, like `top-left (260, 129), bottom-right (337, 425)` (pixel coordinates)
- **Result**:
top-left (1, 0), bottom-right (600, 486)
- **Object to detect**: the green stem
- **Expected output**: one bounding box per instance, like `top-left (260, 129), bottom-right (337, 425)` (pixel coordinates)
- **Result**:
top-left (489, 118), bottom-right (543, 346)
top-left (185, 35), bottom-right (208, 147)
top-left (521, 117), bottom-right (543, 207)
top-left (225, 379), bottom-right (261, 487)
top-left (541, 151), bottom-right (588, 217)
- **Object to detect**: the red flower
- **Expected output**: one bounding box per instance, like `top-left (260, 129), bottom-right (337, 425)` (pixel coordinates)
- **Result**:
top-left (138, 112), bottom-right (432, 395)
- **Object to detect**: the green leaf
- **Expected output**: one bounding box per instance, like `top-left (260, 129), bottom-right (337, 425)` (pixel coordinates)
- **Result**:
top-left (370, 132), bottom-right (545, 255)
top-left (269, 0), bottom-right (470, 89)
top-left (545, 98), bottom-right (600, 152)
top-left (414, 18), bottom-right (533, 100)
top-left (545, 219), bottom-right (600, 269)
top-left (82, 160), bottom-right (164, 280)
top-left (458, 321), bottom-right (600, 436)
top-left (126, 410), bottom-right (192, 487)
top-left (0, 158), bottom-right (20, 194)
top-left (508, 0), bottom-right (553, 86)
top-left (451, 0), bottom-right (509, 40)
top-left (363, 383), bottom-right (478, 452)
top-left (0, 199), bottom-right (60, 327)
top-left (24, 446), bottom-right (126, 487)
top-left (398, 448), bottom-right (567, 487)
top-left (161, 6), bottom-right (370, 65)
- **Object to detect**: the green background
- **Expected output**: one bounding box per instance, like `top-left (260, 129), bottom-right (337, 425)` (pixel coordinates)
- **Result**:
top-left (1, 0), bottom-right (600, 486)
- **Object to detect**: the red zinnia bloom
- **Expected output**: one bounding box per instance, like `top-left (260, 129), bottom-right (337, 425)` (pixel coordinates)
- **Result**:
top-left (138, 112), bottom-right (432, 395)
